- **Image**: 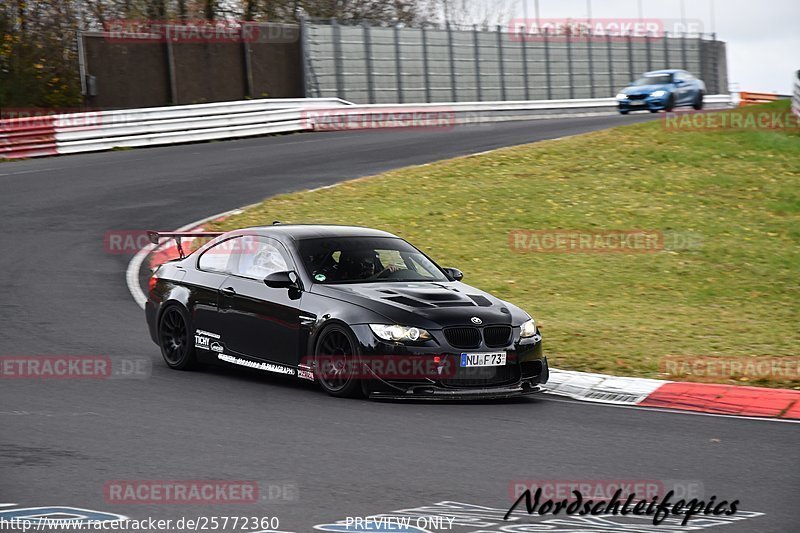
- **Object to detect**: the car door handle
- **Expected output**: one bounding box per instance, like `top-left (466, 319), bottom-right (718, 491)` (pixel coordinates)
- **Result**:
top-left (221, 286), bottom-right (236, 297)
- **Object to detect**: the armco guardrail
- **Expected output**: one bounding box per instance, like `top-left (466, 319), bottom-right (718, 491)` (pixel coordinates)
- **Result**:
top-left (1, 95), bottom-right (732, 159)
top-left (793, 70), bottom-right (800, 117)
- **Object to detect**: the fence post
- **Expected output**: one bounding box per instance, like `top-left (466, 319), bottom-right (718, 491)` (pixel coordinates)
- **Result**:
top-left (566, 28), bottom-right (574, 99)
top-left (697, 34), bottom-right (705, 94)
top-left (473, 25), bottom-right (482, 101)
top-left (242, 26), bottom-right (254, 98)
top-left (544, 28), bottom-right (552, 99)
top-left (363, 22), bottom-right (375, 103)
top-left (587, 31), bottom-right (595, 98)
top-left (627, 31), bottom-right (634, 82)
top-left (681, 32), bottom-right (688, 70)
top-left (645, 32), bottom-right (652, 72)
top-left (421, 25), bottom-right (431, 102)
top-left (394, 24), bottom-right (404, 103)
top-left (165, 40), bottom-right (178, 104)
top-left (520, 25), bottom-right (530, 100)
top-left (710, 32), bottom-right (718, 94)
top-left (606, 32), bottom-right (614, 96)
top-left (664, 30), bottom-right (670, 69)
top-left (497, 25), bottom-right (507, 101)
top-left (447, 22), bottom-right (457, 101)
top-left (331, 19), bottom-right (345, 100)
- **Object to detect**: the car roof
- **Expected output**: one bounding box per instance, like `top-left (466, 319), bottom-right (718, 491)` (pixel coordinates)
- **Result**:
top-left (230, 224), bottom-right (398, 241)
top-left (644, 69), bottom-right (685, 75)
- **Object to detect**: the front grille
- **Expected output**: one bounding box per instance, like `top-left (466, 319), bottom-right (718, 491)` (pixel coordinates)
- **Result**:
top-left (484, 326), bottom-right (512, 347)
top-left (443, 327), bottom-right (481, 349)
top-left (440, 364), bottom-right (520, 388)
top-left (627, 94), bottom-right (648, 100)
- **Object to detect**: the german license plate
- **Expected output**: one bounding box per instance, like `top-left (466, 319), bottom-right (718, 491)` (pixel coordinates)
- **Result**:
top-left (460, 352), bottom-right (506, 367)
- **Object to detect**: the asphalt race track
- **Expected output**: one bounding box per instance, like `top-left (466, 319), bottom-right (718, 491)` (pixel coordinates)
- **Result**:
top-left (1, 116), bottom-right (797, 532)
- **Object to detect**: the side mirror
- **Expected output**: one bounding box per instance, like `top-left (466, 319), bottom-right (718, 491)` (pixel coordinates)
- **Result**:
top-left (264, 271), bottom-right (302, 290)
top-left (442, 267), bottom-right (463, 281)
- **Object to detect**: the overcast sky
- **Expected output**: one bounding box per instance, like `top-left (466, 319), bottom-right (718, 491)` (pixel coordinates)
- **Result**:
top-left (511, 0), bottom-right (799, 93)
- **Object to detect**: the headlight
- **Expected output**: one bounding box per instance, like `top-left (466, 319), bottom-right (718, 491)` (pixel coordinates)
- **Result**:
top-left (369, 324), bottom-right (432, 342)
top-left (616, 93), bottom-right (628, 100)
top-left (651, 90), bottom-right (667, 98)
top-left (520, 318), bottom-right (537, 338)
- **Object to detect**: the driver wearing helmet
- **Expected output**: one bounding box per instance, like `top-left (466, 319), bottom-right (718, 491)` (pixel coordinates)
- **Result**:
top-left (338, 249), bottom-right (400, 281)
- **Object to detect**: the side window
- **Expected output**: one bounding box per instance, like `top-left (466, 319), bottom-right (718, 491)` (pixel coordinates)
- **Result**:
top-left (198, 237), bottom-right (240, 274)
top-left (233, 236), bottom-right (290, 280)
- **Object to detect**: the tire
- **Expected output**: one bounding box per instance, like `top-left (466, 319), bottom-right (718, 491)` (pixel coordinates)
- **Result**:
top-left (314, 324), bottom-right (363, 398)
top-left (693, 92), bottom-right (704, 110)
top-left (619, 110), bottom-right (629, 115)
top-left (649, 109), bottom-right (660, 113)
top-left (665, 94), bottom-right (675, 112)
top-left (158, 305), bottom-right (197, 370)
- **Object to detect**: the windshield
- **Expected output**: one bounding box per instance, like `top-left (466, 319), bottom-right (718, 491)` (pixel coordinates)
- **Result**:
top-left (632, 74), bottom-right (672, 86)
top-left (298, 236), bottom-right (449, 284)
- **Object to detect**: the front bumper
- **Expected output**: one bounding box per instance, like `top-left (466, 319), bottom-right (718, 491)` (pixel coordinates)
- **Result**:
top-left (618, 94), bottom-right (669, 111)
top-left (349, 324), bottom-right (549, 400)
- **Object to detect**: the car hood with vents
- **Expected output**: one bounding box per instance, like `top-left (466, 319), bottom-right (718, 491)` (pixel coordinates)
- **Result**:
top-left (310, 281), bottom-right (530, 329)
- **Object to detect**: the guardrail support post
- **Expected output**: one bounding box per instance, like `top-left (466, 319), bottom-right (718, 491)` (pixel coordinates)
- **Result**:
top-left (363, 23), bottom-right (375, 104)
top-left (645, 32), bottom-right (652, 73)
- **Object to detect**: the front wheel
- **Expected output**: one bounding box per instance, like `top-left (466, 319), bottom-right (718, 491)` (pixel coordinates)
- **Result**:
top-left (693, 92), bottom-right (705, 110)
top-left (665, 94), bottom-right (676, 112)
top-left (315, 325), bottom-right (363, 398)
top-left (158, 305), bottom-right (197, 370)
top-left (619, 110), bottom-right (630, 115)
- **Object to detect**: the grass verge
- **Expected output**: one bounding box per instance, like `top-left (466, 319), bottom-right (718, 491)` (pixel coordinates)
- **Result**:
top-left (210, 101), bottom-right (800, 388)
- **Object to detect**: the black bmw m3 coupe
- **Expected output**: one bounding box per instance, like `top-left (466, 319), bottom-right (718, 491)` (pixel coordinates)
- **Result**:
top-left (146, 225), bottom-right (548, 400)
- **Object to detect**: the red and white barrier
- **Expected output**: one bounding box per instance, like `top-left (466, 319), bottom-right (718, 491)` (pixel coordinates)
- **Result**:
top-left (2, 95), bottom-right (733, 160)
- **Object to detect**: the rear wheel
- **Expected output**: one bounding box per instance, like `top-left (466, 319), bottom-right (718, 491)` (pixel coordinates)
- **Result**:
top-left (665, 94), bottom-right (676, 112)
top-left (158, 305), bottom-right (197, 370)
top-left (315, 325), bottom-right (363, 398)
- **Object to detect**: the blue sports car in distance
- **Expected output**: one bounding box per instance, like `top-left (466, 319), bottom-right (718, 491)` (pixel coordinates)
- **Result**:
top-left (616, 69), bottom-right (706, 114)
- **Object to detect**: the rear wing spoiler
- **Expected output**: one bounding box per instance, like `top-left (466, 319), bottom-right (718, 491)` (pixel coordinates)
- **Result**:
top-left (146, 231), bottom-right (225, 259)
